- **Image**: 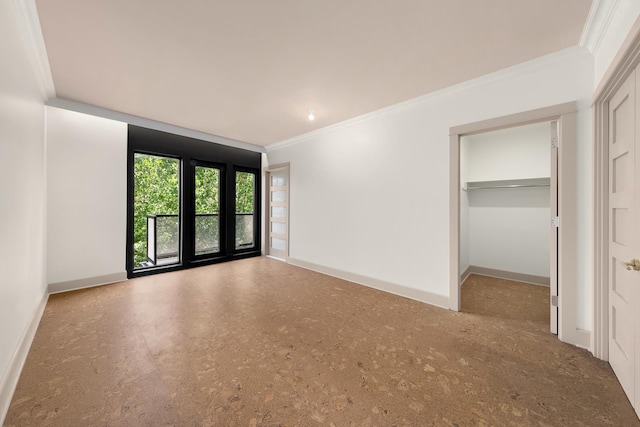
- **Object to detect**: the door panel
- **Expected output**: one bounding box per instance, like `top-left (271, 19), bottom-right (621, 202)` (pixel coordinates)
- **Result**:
top-left (608, 67), bottom-right (638, 410)
top-left (267, 167), bottom-right (289, 259)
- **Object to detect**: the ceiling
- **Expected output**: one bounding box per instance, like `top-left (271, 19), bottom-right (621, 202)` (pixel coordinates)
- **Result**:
top-left (36, 0), bottom-right (592, 146)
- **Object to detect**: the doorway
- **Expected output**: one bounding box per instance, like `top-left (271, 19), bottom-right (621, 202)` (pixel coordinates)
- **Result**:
top-left (458, 121), bottom-right (558, 333)
top-left (265, 164), bottom-right (290, 260)
top-left (449, 102), bottom-right (585, 347)
top-left (133, 153), bottom-right (182, 268)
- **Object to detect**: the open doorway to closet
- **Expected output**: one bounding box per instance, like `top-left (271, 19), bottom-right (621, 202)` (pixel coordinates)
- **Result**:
top-left (458, 121), bottom-right (557, 333)
top-left (449, 102), bottom-right (585, 347)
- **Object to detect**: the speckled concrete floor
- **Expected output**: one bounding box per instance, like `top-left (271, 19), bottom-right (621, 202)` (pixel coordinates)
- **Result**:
top-left (5, 258), bottom-right (639, 426)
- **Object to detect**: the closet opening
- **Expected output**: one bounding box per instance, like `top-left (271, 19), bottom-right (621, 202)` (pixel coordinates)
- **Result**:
top-left (458, 121), bottom-right (557, 333)
top-left (449, 102), bottom-right (584, 346)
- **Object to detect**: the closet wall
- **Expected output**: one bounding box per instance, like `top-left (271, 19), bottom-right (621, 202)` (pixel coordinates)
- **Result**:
top-left (460, 122), bottom-right (551, 280)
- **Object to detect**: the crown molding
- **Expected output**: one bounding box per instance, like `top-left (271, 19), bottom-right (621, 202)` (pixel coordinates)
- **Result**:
top-left (579, 0), bottom-right (621, 54)
top-left (266, 46), bottom-right (589, 152)
top-left (10, 0), bottom-right (56, 100)
top-left (46, 98), bottom-right (266, 154)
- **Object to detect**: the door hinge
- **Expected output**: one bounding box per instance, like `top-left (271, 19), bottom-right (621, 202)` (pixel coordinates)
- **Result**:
top-left (551, 216), bottom-right (560, 228)
top-left (551, 137), bottom-right (559, 149)
top-left (551, 295), bottom-right (558, 307)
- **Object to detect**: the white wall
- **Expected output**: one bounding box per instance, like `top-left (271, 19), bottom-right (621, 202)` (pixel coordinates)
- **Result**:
top-left (594, 0), bottom-right (640, 87)
top-left (0, 0), bottom-right (47, 418)
top-left (267, 47), bottom-right (593, 327)
top-left (463, 123), bottom-right (551, 181)
top-left (46, 107), bottom-right (128, 285)
top-left (461, 122), bottom-right (551, 278)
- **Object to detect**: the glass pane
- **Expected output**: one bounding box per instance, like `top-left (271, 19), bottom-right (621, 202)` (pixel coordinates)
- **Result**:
top-left (271, 237), bottom-right (286, 251)
top-left (155, 215), bottom-right (180, 265)
top-left (195, 166), bottom-right (220, 255)
top-left (271, 222), bottom-right (286, 235)
top-left (271, 174), bottom-right (286, 187)
top-left (271, 190), bottom-right (286, 202)
top-left (236, 171), bottom-right (255, 249)
top-left (271, 206), bottom-right (286, 219)
top-left (134, 153), bottom-right (180, 269)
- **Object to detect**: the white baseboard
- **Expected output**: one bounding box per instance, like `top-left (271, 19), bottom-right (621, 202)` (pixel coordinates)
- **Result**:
top-left (48, 272), bottom-right (127, 294)
top-left (460, 266), bottom-right (472, 284)
top-left (464, 265), bottom-right (550, 287)
top-left (574, 328), bottom-right (592, 350)
top-left (0, 291), bottom-right (48, 426)
top-left (287, 258), bottom-right (450, 309)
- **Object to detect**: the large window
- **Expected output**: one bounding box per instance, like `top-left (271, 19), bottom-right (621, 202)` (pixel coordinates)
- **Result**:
top-left (126, 126), bottom-right (261, 277)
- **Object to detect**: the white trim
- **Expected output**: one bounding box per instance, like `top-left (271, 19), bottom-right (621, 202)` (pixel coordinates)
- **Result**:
top-left (450, 103), bottom-right (586, 348)
top-left (48, 272), bottom-right (127, 294)
top-left (266, 47), bottom-right (588, 152)
top-left (0, 292), bottom-right (48, 426)
top-left (460, 266), bottom-right (472, 284)
top-left (449, 131), bottom-right (460, 310)
top-left (288, 257), bottom-right (450, 310)
top-left (264, 163), bottom-right (291, 173)
top-left (593, 15), bottom-right (640, 102)
top-left (575, 329), bottom-right (592, 350)
top-left (464, 266), bottom-right (550, 287)
top-left (9, 0), bottom-right (56, 100)
top-left (579, 0), bottom-right (621, 54)
top-left (45, 98), bottom-right (266, 154)
top-left (593, 100), bottom-right (609, 361)
top-left (592, 14), bottom-right (640, 362)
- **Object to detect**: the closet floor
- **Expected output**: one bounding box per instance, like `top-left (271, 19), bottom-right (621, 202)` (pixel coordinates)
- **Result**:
top-left (461, 273), bottom-right (550, 324)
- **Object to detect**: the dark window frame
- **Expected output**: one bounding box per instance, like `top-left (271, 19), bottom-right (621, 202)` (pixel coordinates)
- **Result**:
top-left (233, 167), bottom-right (260, 254)
top-left (126, 126), bottom-right (261, 278)
top-left (191, 159), bottom-right (226, 262)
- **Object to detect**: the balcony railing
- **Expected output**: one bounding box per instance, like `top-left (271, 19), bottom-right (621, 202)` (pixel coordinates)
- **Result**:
top-left (235, 213), bottom-right (254, 249)
top-left (146, 214), bottom-right (182, 266)
top-left (145, 213), bottom-right (254, 266)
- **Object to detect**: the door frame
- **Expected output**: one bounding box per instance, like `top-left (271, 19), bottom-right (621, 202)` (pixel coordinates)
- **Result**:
top-left (264, 162), bottom-right (290, 260)
top-left (449, 102), bottom-right (587, 348)
top-left (593, 16), bottom-right (640, 361)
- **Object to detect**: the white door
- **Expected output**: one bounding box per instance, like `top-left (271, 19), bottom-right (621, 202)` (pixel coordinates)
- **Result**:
top-left (266, 166), bottom-right (289, 260)
top-left (550, 121), bottom-right (558, 335)
top-left (608, 66), bottom-right (640, 416)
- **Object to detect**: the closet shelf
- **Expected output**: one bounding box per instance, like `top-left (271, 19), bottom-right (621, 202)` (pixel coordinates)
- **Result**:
top-left (464, 177), bottom-right (550, 191)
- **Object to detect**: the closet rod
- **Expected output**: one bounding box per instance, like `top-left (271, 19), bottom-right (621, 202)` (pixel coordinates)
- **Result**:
top-left (464, 177), bottom-right (551, 191)
top-left (466, 183), bottom-right (550, 190)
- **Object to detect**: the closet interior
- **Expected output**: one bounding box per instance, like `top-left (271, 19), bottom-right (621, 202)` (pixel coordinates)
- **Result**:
top-left (459, 121), bottom-right (554, 323)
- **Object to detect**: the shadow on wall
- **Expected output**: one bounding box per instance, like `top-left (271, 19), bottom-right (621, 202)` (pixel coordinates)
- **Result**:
top-left (467, 187), bottom-right (550, 208)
